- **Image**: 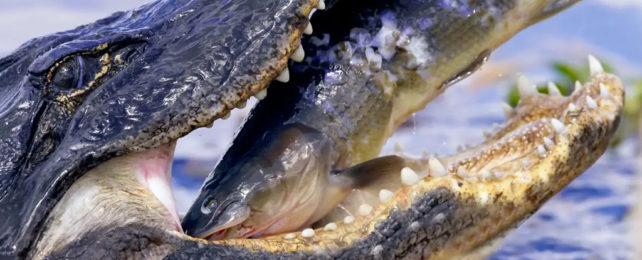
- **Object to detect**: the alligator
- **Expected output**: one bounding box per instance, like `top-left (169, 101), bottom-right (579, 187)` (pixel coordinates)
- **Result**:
top-left (0, 0), bottom-right (624, 259)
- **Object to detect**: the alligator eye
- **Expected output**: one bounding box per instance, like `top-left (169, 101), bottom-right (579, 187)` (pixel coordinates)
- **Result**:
top-left (201, 199), bottom-right (217, 214)
top-left (51, 56), bottom-right (83, 89)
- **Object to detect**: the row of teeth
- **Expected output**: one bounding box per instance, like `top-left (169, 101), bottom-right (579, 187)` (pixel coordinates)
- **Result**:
top-left (247, 0), bottom-right (324, 104)
top-left (280, 55), bottom-right (613, 240)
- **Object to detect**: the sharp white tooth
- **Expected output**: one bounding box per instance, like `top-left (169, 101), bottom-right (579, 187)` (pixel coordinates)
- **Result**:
top-left (551, 118), bottom-right (565, 134)
top-left (276, 67), bottom-right (289, 82)
top-left (379, 189), bottom-right (394, 203)
top-left (588, 55), bottom-right (604, 75)
top-left (599, 83), bottom-right (610, 99)
top-left (568, 103), bottom-right (577, 112)
top-left (543, 137), bottom-right (554, 148)
top-left (517, 74), bottom-right (538, 97)
top-left (358, 204), bottom-right (373, 216)
top-left (501, 102), bottom-right (513, 118)
top-left (547, 81), bottom-right (561, 96)
top-left (401, 167), bottom-right (420, 185)
top-left (323, 222), bottom-right (337, 231)
top-left (537, 145), bottom-right (546, 157)
top-left (308, 9), bottom-right (317, 19)
top-left (343, 215), bottom-right (355, 224)
top-left (317, 0), bottom-right (325, 10)
top-left (574, 81), bottom-right (583, 94)
top-left (303, 22), bottom-right (313, 35)
top-left (428, 157), bottom-right (447, 177)
top-left (301, 228), bottom-right (315, 238)
top-left (255, 88), bottom-right (268, 100)
top-left (586, 96), bottom-right (598, 109)
top-left (284, 233), bottom-right (296, 239)
top-left (292, 45), bottom-right (305, 62)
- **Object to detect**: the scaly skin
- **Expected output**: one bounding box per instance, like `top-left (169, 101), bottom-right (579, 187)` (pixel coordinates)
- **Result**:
top-left (0, 0), bottom-right (624, 259)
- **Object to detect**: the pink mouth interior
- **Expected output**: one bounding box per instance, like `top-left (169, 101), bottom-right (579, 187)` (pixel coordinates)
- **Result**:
top-left (134, 142), bottom-right (183, 232)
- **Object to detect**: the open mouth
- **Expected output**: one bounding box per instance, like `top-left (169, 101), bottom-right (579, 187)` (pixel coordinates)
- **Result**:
top-left (93, 56), bottom-right (623, 254)
top-left (11, 0), bottom-right (624, 258)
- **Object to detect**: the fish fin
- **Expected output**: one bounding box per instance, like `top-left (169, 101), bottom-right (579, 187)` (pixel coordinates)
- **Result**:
top-left (329, 155), bottom-right (406, 189)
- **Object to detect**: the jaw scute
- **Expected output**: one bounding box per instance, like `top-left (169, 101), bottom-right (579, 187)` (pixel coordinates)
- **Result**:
top-left (204, 70), bottom-right (623, 258)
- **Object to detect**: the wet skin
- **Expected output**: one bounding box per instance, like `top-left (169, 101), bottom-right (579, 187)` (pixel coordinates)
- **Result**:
top-left (0, 0), bottom-right (625, 259)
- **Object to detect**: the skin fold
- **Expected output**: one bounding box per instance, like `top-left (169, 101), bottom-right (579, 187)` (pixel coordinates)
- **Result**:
top-left (0, 0), bottom-right (625, 259)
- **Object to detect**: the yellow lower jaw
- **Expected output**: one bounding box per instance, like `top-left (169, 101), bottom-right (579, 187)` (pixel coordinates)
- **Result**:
top-left (201, 72), bottom-right (623, 259)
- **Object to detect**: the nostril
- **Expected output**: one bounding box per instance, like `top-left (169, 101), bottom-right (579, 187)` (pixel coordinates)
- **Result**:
top-left (201, 198), bottom-right (217, 214)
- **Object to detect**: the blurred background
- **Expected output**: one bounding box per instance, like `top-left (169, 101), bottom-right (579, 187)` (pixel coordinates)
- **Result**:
top-left (2, 1), bottom-right (640, 259)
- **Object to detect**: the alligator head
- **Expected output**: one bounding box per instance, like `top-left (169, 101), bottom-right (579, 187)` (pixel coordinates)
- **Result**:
top-left (0, 0), bottom-right (623, 259)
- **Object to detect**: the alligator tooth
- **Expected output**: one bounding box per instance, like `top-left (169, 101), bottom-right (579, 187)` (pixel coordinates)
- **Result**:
top-left (573, 81), bottom-right (583, 94)
top-left (323, 222), bottom-right (337, 231)
top-left (379, 189), bottom-right (394, 203)
top-left (543, 137), bottom-right (554, 148)
top-left (401, 167), bottom-right (420, 185)
top-left (501, 102), bottom-right (513, 118)
top-left (537, 145), bottom-right (546, 157)
top-left (292, 45), bottom-right (305, 62)
top-left (568, 103), bottom-right (577, 112)
top-left (255, 88), bottom-right (268, 100)
top-left (547, 81), bottom-right (561, 96)
top-left (343, 215), bottom-right (355, 224)
top-left (551, 118), bottom-right (565, 134)
top-left (517, 74), bottom-right (538, 97)
top-left (303, 22), bottom-right (313, 35)
top-left (358, 204), bottom-right (373, 216)
top-left (588, 55), bottom-right (603, 75)
top-left (599, 83), bottom-right (610, 99)
top-left (301, 228), bottom-right (315, 238)
top-left (428, 157), bottom-right (447, 177)
top-left (276, 67), bottom-right (289, 83)
top-left (317, 0), bottom-right (325, 10)
top-left (284, 233), bottom-right (296, 239)
top-left (586, 96), bottom-right (598, 109)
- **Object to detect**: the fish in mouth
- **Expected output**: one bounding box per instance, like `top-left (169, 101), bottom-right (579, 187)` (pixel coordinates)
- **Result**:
top-left (0, 0), bottom-right (624, 259)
